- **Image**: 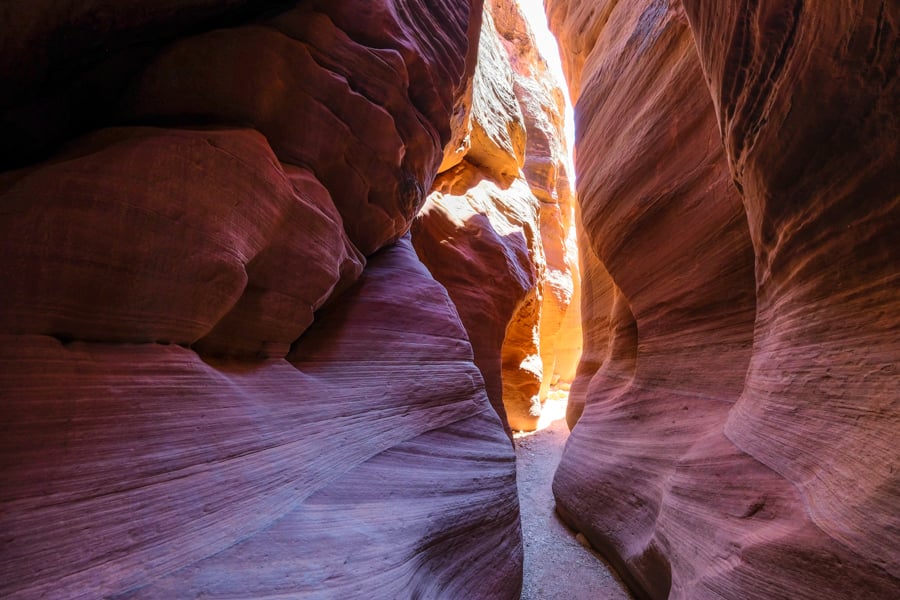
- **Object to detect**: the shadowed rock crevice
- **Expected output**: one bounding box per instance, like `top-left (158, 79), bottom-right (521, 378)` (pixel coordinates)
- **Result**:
top-left (0, 0), bottom-right (303, 169)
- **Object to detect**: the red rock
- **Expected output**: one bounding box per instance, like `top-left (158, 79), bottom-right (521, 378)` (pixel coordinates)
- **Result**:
top-left (414, 164), bottom-right (542, 432)
top-left (683, 0), bottom-right (900, 584)
top-left (0, 238), bottom-right (522, 599)
top-left (537, 198), bottom-right (580, 400)
top-left (491, 1), bottom-right (583, 402)
top-left (126, 21), bottom-right (418, 255)
top-left (565, 227), bottom-right (617, 429)
top-left (0, 2), bottom-right (286, 169)
top-left (413, 0), bottom-right (580, 432)
top-left (0, 1), bottom-right (526, 597)
top-left (548, 0), bottom-right (900, 597)
top-left (195, 166), bottom-right (365, 358)
top-left (463, 8), bottom-right (527, 179)
top-left (0, 127), bottom-right (318, 346)
top-left (0, 1), bottom-right (259, 109)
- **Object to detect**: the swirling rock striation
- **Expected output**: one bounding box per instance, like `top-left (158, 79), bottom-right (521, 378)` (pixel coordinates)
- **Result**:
top-left (682, 0), bottom-right (900, 580)
top-left (546, 0), bottom-right (899, 597)
top-left (0, 1), bottom-right (525, 598)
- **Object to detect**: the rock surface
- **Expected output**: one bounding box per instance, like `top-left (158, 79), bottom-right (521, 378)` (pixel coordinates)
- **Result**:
top-left (682, 0), bottom-right (900, 581)
top-left (414, 163), bottom-right (544, 433)
top-left (547, 0), bottom-right (900, 598)
top-left (1, 239), bottom-right (522, 599)
top-left (412, 0), bottom-right (581, 432)
top-left (0, 1), bottom-right (526, 598)
top-left (1, 127), bottom-right (364, 357)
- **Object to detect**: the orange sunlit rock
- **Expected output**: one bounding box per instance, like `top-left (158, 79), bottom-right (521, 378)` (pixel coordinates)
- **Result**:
top-left (413, 0), bottom-right (580, 432)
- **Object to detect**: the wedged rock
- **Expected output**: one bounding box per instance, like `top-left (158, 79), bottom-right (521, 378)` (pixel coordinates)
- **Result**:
top-left (547, 0), bottom-right (900, 597)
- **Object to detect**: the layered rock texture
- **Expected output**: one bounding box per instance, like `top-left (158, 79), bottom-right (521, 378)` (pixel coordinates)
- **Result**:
top-left (5, 0), bottom-right (895, 597)
top-left (547, 0), bottom-right (900, 598)
top-left (412, 0), bottom-right (581, 432)
top-left (0, 1), bottom-right (525, 598)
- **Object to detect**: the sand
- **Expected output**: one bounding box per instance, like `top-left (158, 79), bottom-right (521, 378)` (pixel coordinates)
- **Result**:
top-left (515, 394), bottom-right (632, 600)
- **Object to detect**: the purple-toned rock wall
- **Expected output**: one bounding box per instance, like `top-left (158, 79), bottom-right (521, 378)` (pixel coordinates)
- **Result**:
top-left (546, 0), bottom-right (899, 597)
top-left (0, 2), bottom-right (525, 598)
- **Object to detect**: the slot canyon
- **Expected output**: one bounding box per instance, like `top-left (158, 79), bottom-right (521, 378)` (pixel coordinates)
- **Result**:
top-left (0, 0), bottom-right (897, 598)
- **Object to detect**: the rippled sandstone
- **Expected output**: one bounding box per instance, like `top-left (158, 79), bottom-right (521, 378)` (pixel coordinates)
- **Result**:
top-left (0, 2), bottom-right (525, 598)
top-left (547, 0), bottom-right (899, 597)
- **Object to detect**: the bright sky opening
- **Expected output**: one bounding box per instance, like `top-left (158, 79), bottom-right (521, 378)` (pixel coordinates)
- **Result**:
top-left (514, 0), bottom-right (576, 183)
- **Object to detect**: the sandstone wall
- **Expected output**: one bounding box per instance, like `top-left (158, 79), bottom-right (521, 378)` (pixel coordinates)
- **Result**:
top-left (0, 2), bottom-right (525, 597)
top-left (492, 2), bottom-right (582, 404)
top-left (413, 0), bottom-right (580, 432)
top-left (547, 0), bottom-right (899, 597)
top-left (682, 0), bottom-right (900, 581)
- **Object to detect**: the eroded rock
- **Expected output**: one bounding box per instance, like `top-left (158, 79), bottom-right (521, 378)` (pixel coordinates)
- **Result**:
top-left (0, 1), bottom-right (525, 597)
top-left (547, 0), bottom-right (900, 597)
top-left (413, 0), bottom-right (580, 432)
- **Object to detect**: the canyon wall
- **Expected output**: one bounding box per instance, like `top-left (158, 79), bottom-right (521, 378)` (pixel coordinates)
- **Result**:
top-left (0, 1), bottom-right (525, 598)
top-left (547, 0), bottom-right (899, 598)
top-left (413, 0), bottom-right (580, 432)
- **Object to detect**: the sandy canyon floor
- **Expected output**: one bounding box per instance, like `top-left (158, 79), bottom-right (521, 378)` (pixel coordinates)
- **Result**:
top-left (515, 392), bottom-right (632, 600)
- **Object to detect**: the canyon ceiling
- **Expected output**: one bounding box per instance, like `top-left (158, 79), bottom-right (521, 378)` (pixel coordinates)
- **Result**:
top-left (0, 0), bottom-right (897, 599)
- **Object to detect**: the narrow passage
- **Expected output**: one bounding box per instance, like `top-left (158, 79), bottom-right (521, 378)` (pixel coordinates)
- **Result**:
top-left (515, 391), bottom-right (632, 600)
